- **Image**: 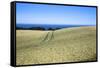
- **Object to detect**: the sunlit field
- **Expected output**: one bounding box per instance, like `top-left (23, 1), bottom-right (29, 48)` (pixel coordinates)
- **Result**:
top-left (16, 26), bottom-right (96, 65)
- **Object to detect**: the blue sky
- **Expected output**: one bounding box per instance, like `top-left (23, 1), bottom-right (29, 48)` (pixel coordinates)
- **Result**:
top-left (16, 3), bottom-right (96, 25)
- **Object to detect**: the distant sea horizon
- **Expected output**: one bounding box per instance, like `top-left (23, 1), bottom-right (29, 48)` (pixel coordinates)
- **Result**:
top-left (16, 23), bottom-right (96, 30)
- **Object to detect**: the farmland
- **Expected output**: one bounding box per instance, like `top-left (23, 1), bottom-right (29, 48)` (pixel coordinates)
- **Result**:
top-left (16, 26), bottom-right (96, 65)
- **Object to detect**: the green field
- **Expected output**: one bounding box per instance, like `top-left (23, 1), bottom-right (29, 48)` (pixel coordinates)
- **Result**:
top-left (16, 26), bottom-right (96, 65)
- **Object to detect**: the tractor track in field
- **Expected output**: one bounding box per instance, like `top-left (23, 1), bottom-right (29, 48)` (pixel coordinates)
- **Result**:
top-left (49, 31), bottom-right (54, 41)
top-left (41, 31), bottom-right (55, 43)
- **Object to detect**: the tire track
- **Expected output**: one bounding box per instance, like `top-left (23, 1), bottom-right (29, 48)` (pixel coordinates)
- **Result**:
top-left (49, 31), bottom-right (54, 41)
top-left (41, 32), bottom-right (50, 42)
top-left (40, 30), bottom-right (55, 44)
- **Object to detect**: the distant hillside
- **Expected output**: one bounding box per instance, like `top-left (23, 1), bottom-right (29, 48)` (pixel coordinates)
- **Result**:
top-left (16, 24), bottom-right (91, 30)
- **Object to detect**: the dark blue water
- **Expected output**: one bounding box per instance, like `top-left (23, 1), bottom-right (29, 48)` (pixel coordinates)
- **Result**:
top-left (16, 24), bottom-right (93, 30)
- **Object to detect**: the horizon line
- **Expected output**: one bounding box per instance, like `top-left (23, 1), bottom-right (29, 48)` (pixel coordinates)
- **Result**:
top-left (16, 23), bottom-right (96, 26)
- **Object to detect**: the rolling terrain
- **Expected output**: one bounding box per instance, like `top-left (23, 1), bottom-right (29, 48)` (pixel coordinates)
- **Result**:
top-left (16, 26), bottom-right (96, 65)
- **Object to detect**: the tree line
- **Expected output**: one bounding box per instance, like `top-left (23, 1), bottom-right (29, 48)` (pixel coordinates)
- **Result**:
top-left (16, 26), bottom-right (61, 30)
